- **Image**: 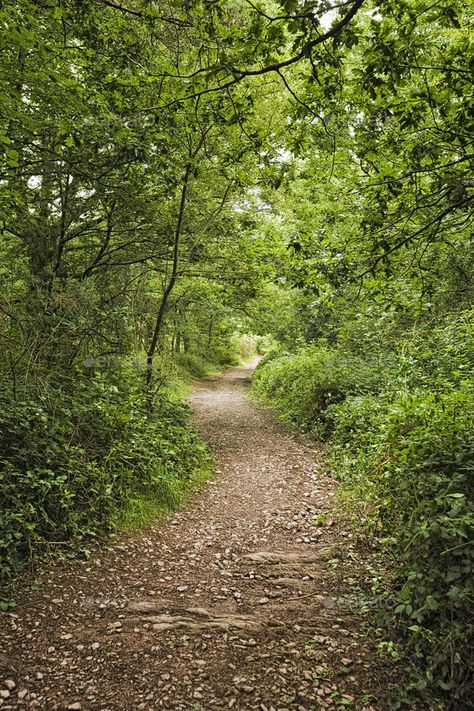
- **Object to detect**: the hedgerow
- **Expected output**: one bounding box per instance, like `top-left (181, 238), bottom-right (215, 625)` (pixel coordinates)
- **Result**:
top-left (0, 370), bottom-right (212, 590)
top-left (252, 311), bottom-right (474, 705)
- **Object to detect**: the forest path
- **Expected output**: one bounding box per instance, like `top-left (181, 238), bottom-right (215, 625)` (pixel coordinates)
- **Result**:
top-left (1, 362), bottom-right (399, 710)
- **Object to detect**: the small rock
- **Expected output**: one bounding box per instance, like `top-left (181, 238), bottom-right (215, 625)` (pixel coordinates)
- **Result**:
top-left (3, 681), bottom-right (15, 691)
top-left (91, 642), bottom-right (100, 651)
top-left (107, 621), bottom-right (122, 631)
top-left (258, 597), bottom-right (270, 605)
top-left (67, 703), bottom-right (82, 710)
top-left (0, 691), bottom-right (10, 700)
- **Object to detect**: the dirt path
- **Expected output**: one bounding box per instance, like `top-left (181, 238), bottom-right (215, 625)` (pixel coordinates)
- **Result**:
top-left (0, 362), bottom-right (400, 710)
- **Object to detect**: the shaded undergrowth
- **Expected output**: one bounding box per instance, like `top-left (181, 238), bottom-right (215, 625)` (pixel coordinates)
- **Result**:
top-left (252, 309), bottom-right (474, 708)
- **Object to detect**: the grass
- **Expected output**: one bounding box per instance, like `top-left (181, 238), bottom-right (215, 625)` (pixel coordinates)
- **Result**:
top-left (114, 492), bottom-right (170, 531)
top-left (114, 464), bottom-right (213, 532)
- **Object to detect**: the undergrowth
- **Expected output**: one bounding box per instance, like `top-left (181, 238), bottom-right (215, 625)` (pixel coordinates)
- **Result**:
top-left (252, 309), bottom-right (474, 708)
top-left (0, 367), bottom-right (213, 598)
top-left (0, 332), bottom-right (263, 599)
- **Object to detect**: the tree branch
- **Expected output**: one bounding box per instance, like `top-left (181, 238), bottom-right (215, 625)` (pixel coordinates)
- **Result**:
top-left (230, 0), bottom-right (366, 77)
top-left (357, 195), bottom-right (474, 279)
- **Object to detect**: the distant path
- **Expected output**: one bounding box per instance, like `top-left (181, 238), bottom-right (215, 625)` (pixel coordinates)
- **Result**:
top-left (0, 362), bottom-right (401, 710)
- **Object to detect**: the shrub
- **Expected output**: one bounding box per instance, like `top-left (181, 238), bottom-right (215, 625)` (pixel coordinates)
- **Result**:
top-left (329, 385), bottom-right (474, 700)
top-left (252, 344), bottom-right (392, 436)
top-left (253, 309), bottom-right (474, 703)
top-left (0, 371), bottom-right (211, 588)
top-left (177, 352), bottom-right (215, 378)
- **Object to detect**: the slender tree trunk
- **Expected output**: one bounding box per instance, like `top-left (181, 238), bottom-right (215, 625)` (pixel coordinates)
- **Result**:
top-left (145, 164), bottom-right (191, 389)
top-left (207, 315), bottom-right (214, 349)
top-left (145, 129), bottom-right (210, 395)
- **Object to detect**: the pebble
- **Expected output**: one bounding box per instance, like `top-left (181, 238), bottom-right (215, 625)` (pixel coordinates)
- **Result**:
top-left (3, 681), bottom-right (15, 691)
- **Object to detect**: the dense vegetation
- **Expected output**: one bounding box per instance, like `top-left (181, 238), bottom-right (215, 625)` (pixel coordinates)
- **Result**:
top-left (253, 311), bottom-right (474, 704)
top-left (0, 0), bottom-right (472, 706)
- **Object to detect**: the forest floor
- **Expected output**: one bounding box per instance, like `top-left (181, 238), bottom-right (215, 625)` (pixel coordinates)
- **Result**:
top-left (0, 361), bottom-right (409, 711)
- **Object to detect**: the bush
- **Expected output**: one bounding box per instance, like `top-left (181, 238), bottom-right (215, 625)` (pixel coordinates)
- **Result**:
top-left (0, 371), bottom-right (212, 588)
top-left (329, 385), bottom-right (474, 700)
top-left (253, 309), bottom-right (474, 703)
top-left (177, 352), bottom-right (215, 378)
top-left (252, 344), bottom-right (392, 436)
top-left (390, 308), bottom-right (474, 390)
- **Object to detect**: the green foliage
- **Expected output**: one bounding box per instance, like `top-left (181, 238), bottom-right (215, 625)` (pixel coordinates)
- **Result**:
top-left (330, 385), bottom-right (474, 700)
top-left (253, 309), bottom-right (474, 703)
top-left (0, 0), bottom-right (283, 594)
top-left (0, 0), bottom-right (473, 705)
top-left (176, 352), bottom-right (220, 379)
top-left (253, 344), bottom-right (392, 436)
top-left (0, 371), bottom-right (212, 586)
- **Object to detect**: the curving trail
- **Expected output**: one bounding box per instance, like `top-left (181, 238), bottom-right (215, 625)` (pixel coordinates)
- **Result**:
top-left (0, 362), bottom-right (401, 710)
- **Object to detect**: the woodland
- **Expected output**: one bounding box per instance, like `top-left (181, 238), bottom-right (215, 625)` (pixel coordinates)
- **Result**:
top-left (0, 0), bottom-right (473, 707)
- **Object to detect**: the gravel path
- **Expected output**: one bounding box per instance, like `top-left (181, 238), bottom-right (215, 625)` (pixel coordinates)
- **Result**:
top-left (0, 362), bottom-right (401, 710)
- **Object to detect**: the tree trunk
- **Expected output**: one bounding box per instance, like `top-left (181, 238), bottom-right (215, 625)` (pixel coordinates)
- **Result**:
top-left (145, 164), bottom-right (191, 390)
top-left (145, 129), bottom-right (210, 395)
